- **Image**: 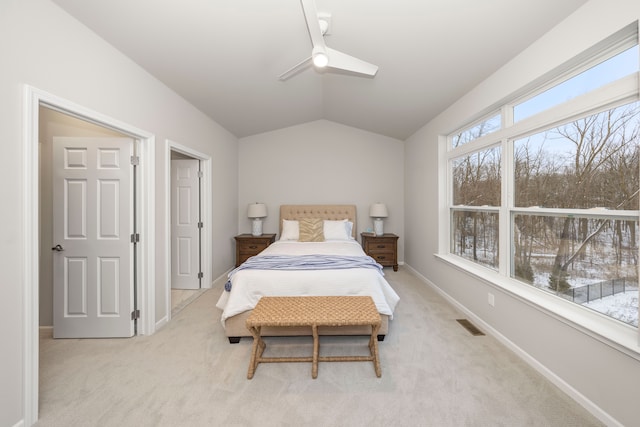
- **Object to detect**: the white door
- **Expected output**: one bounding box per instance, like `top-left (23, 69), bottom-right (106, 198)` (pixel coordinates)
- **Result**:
top-left (171, 159), bottom-right (201, 289)
top-left (52, 137), bottom-right (135, 338)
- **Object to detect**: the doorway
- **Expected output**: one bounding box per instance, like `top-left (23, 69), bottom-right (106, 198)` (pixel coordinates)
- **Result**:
top-left (40, 109), bottom-right (138, 338)
top-left (170, 151), bottom-right (202, 315)
top-left (164, 140), bottom-right (212, 323)
top-left (23, 86), bottom-right (156, 425)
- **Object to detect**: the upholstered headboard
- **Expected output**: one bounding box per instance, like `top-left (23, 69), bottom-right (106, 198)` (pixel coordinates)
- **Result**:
top-left (279, 205), bottom-right (357, 238)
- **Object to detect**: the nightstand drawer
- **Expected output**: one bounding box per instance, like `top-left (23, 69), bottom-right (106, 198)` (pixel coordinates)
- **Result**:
top-left (366, 241), bottom-right (394, 252)
top-left (237, 253), bottom-right (256, 265)
top-left (238, 241), bottom-right (269, 253)
top-left (370, 252), bottom-right (394, 264)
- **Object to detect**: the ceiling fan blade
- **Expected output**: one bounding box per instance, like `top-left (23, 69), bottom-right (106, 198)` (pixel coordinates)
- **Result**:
top-left (278, 56), bottom-right (312, 81)
top-left (325, 47), bottom-right (378, 77)
top-left (300, 0), bottom-right (326, 49)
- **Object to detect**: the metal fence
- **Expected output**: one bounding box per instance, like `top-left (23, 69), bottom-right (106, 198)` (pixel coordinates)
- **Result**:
top-left (560, 277), bottom-right (637, 304)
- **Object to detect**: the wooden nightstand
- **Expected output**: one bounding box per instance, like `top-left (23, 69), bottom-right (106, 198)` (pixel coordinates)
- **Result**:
top-left (234, 234), bottom-right (276, 267)
top-left (361, 233), bottom-right (399, 271)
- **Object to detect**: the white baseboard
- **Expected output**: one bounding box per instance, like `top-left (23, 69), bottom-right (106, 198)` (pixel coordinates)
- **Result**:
top-left (39, 326), bottom-right (53, 339)
top-left (212, 269), bottom-right (231, 288)
top-left (402, 263), bottom-right (622, 427)
top-left (155, 315), bottom-right (169, 331)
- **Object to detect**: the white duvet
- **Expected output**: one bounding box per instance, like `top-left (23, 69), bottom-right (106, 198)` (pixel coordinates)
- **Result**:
top-left (216, 240), bottom-right (400, 326)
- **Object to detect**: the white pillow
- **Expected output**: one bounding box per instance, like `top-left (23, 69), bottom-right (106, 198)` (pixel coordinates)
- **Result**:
top-left (345, 221), bottom-right (354, 238)
top-left (323, 219), bottom-right (352, 240)
top-left (280, 219), bottom-right (299, 240)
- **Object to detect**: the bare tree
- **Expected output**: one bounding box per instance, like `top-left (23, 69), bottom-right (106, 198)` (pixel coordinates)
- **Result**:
top-left (545, 104), bottom-right (639, 291)
top-left (511, 103), bottom-right (639, 291)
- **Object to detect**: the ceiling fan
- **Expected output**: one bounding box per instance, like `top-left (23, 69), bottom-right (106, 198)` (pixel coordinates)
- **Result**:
top-left (278, 0), bottom-right (379, 81)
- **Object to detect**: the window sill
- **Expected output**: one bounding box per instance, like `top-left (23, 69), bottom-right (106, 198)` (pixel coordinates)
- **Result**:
top-left (434, 253), bottom-right (640, 361)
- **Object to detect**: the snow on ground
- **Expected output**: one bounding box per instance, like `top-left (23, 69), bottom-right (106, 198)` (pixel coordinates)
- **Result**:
top-left (530, 271), bottom-right (638, 326)
top-left (584, 290), bottom-right (639, 327)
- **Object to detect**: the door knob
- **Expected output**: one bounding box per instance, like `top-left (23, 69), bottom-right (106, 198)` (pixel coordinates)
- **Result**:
top-left (51, 244), bottom-right (64, 252)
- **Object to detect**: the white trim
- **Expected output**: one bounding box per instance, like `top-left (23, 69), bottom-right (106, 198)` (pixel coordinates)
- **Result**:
top-left (402, 262), bottom-right (624, 427)
top-left (162, 140), bottom-right (212, 328)
top-left (22, 85), bottom-right (39, 427)
top-left (438, 135), bottom-right (450, 256)
top-left (22, 85), bottom-right (156, 426)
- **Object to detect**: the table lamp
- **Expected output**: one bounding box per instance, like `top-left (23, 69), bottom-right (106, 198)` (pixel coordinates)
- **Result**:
top-left (247, 203), bottom-right (267, 236)
top-left (369, 203), bottom-right (388, 236)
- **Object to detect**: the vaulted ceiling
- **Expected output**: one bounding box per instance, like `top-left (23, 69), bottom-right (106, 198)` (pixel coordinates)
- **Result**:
top-left (52, 0), bottom-right (588, 140)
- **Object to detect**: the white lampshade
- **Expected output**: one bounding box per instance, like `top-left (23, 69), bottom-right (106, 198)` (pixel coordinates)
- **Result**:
top-left (369, 203), bottom-right (388, 218)
top-left (247, 203), bottom-right (267, 219)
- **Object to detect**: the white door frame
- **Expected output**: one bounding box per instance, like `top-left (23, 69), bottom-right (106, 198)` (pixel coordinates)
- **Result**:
top-left (163, 140), bottom-right (212, 326)
top-left (22, 85), bottom-right (156, 425)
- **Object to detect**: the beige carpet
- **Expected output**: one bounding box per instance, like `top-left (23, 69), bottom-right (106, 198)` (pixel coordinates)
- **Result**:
top-left (36, 267), bottom-right (603, 427)
top-left (171, 288), bottom-right (208, 317)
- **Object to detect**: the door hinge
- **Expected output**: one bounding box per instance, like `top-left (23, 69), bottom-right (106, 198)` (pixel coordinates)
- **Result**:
top-left (198, 272), bottom-right (204, 279)
top-left (131, 309), bottom-right (140, 320)
top-left (197, 171), bottom-right (204, 178)
top-left (197, 222), bottom-right (203, 229)
top-left (130, 155), bottom-right (140, 166)
top-left (130, 233), bottom-right (140, 243)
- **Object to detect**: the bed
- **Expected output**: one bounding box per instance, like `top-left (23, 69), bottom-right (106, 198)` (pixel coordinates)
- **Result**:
top-left (216, 204), bottom-right (400, 343)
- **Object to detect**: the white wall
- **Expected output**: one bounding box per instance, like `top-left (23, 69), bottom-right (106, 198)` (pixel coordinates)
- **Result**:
top-left (238, 119), bottom-right (404, 260)
top-left (404, 0), bottom-right (640, 425)
top-left (0, 1), bottom-right (238, 425)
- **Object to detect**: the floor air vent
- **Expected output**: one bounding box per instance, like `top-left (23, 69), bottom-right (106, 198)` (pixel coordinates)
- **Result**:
top-left (456, 319), bottom-right (485, 336)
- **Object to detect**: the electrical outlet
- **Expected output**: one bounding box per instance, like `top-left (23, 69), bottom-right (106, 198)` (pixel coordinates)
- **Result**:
top-left (488, 293), bottom-right (495, 307)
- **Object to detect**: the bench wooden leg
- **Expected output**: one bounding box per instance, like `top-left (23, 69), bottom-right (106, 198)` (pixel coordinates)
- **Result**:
top-left (247, 326), bottom-right (264, 379)
top-left (370, 324), bottom-right (382, 377)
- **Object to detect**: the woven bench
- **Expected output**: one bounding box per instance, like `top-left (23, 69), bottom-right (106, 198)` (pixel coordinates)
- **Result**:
top-left (245, 296), bottom-right (382, 379)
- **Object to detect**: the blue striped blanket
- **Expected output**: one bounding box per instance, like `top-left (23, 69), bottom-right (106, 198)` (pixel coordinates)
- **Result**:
top-left (224, 254), bottom-right (384, 291)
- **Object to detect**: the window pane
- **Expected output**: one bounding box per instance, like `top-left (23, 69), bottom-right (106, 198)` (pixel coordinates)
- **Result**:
top-left (452, 146), bottom-right (501, 206)
top-left (451, 114), bottom-right (501, 148)
top-left (451, 210), bottom-right (499, 269)
top-left (514, 102), bottom-right (640, 209)
top-left (514, 45), bottom-right (639, 122)
top-left (512, 214), bottom-right (638, 326)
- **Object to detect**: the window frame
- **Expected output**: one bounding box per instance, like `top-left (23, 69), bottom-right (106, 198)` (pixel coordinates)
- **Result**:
top-left (439, 27), bottom-right (640, 359)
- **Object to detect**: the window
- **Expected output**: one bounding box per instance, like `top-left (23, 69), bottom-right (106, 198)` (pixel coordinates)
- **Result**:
top-left (514, 46), bottom-right (639, 122)
top-left (451, 146), bottom-right (501, 269)
top-left (451, 113), bottom-right (501, 148)
top-left (511, 101), bottom-right (640, 326)
top-left (444, 30), bottom-right (640, 331)
top-left (513, 103), bottom-right (640, 211)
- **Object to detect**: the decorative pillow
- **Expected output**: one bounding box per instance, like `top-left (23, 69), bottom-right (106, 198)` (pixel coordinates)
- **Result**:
top-left (298, 218), bottom-right (325, 242)
top-left (280, 219), bottom-right (299, 241)
top-left (323, 219), bottom-right (351, 240)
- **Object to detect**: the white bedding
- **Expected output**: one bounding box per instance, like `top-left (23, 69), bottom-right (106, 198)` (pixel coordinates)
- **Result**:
top-left (216, 240), bottom-right (400, 326)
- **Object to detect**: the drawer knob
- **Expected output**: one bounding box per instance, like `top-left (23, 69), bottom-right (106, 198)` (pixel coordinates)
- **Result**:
top-left (377, 245), bottom-right (385, 248)
top-left (378, 256), bottom-right (386, 260)
top-left (249, 245), bottom-right (258, 249)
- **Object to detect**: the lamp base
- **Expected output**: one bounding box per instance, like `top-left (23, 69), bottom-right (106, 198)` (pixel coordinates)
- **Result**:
top-left (251, 219), bottom-right (263, 236)
top-left (373, 218), bottom-right (384, 236)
